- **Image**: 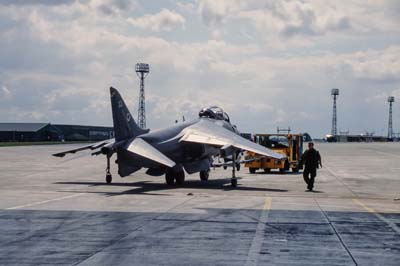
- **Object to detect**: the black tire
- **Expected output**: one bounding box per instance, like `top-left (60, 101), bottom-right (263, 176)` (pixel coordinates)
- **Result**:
top-left (284, 160), bottom-right (290, 171)
top-left (200, 170), bottom-right (209, 181)
top-left (223, 166), bottom-right (227, 170)
top-left (236, 163), bottom-right (240, 171)
top-left (231, 178), bottom-right (237, 187)
top-left (165, 172), bottom-right (175, 185)
top-left (106, 173), bottom-right (112, 184)
top-left (292, 167), bottom-right (299, 173)
top-left (264, 168), bottom-right (271, 173)
top-left (279, 168), bottom-right (285, 174)
top-left (175, 171), bottom-right (185, 185)
top-left (249, 168), bottom-right (257, 174)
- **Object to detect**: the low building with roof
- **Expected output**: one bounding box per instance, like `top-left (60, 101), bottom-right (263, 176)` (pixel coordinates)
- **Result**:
top-left (0, 123), bottom-right (60, 142)
top-left (0, 123), bottom-right (113, 142)
top-left (53, 124), bottom-right (114, 141)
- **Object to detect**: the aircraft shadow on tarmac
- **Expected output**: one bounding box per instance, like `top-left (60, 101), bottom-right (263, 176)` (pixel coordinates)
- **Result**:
top-left (55, 178), bottom-right (288, 197)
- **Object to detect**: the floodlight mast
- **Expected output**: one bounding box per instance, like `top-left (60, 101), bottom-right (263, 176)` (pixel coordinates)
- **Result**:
top-left (331, 88), bottom-right (339, 136)
top-left (135, 63), bottom-right (149, 129)
top-left (387, 96), bottom-right (395, 140)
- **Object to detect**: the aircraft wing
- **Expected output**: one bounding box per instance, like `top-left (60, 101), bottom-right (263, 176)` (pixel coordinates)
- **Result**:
top-left (180, 120), bottom-right (286, 160)
top-left (52, 138), bottom-right (115, 157)
top-left (126, 138), bottom-right (176, 168)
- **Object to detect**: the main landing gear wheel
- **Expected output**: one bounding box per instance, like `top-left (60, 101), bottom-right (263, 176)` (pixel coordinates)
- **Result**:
top-left (175, 171), bottom-right (185, 186)
top-left (165, 171), bottom-right (175, 185)
top-left (200, 170), bottom-right (209, 181)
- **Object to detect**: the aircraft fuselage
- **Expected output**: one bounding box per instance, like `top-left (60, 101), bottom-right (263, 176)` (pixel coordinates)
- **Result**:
top-left (116, 118), bottom-right (238, 176)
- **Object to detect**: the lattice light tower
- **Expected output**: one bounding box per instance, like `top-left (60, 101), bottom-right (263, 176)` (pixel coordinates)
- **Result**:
top-left (135, 63), bottom-right (149, 129)
top-left (387, 96), bottom-right (395, 140)
top-left (331, 88), bottom-right (339, 136)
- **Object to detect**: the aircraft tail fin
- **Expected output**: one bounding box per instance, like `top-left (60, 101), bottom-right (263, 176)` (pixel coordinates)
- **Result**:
top-left (110, 87), bottom-right (149, 141)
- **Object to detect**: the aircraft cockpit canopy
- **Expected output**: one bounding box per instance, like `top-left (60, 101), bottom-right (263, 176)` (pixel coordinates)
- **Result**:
top-left (199, 106), bottom-right (230, 122)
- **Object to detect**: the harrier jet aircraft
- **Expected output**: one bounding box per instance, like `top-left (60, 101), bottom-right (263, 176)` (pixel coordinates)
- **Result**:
top-left (53, 87), bottom-right (285, 187)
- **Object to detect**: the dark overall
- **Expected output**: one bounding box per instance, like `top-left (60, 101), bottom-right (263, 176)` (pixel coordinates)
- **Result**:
top-left (301, 149), bottom-right (321, 191)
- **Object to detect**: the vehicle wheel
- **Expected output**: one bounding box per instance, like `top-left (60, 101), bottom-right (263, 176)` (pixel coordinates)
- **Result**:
top-left (292, 167), bottom-right (299, 173)
top-left (249, 168), bottom-right (256, 174)
top-left (223, 166), bottom-right (227, 170)
top-left (165, 171), bottom-right (175, 185)
top-left (279, 168), bottom-right (285, 174)
top-left (175, 171), bottom-right (185, 185)
top-left (231, 178), bottom-right (237, 187)
top-left (106, 173), bottom-right (112, 184)
top-left (200, 170), bottom-right (209, 181)
top-left (236, 163), bottom-right (240, 171)
top-left (264, 168), bottom-right (271, 173)
top-left (284, 160), bottom-right (290, 171)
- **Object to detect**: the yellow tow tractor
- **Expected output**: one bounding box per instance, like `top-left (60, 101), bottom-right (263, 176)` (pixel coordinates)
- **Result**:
top-left (245, 133), bottom-right (304, 174)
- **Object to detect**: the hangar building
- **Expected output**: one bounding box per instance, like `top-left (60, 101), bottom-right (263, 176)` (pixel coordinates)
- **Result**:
top-left (0, 123), bottom-right (59, 142)
top-left (54, 124), bottom-right (114, 141)
top-left (0, 123), bottom-right (113, 142)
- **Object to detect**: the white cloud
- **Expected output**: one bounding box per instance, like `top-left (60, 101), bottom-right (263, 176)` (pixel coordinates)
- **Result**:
top-left (198, 0), bottom-right (232, 26)
top-left (0, 0), bottom-right (399, 136)
top-left (334, 46), bottom-right (400, 81)
top-left (177, 1), bottom-right (195, 14)
top-left (235, 0), bottom-right (352, 48)
top-left (90, 0), bottom-right (136, 16)
top-left (197, 0), bottom-right (399, 49)
top-left (1, 86), bottom-right (12, 99)
top-left (127, 9), bottom-right (185, 32)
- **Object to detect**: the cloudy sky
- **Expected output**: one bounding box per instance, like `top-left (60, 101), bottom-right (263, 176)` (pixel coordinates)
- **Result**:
top-left (0, 0), bottom-right (399, 137)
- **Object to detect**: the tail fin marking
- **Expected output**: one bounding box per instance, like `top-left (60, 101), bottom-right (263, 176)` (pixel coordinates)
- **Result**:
top-left (110, 87), bottom-right (149, 141)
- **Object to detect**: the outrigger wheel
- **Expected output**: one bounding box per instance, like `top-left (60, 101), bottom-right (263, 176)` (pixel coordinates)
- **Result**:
top-left (106, 172), bottom-right (112, 184)
top-left (105, 154), bottom-right (112, 184)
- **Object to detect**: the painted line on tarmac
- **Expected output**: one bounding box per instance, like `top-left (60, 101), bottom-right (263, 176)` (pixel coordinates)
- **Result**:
top-left (245, 197), bottom-right (271, 266)
top-left (315, 199), bottom-right (358, 266)
top-left (324, 165), bottom-right (357, 197)
top-left (353, 199), bottom-right (400, 234)
top-left (74, 196), bottom-right (197, 265)
top-left (5, 193), bottom-right (86, 210)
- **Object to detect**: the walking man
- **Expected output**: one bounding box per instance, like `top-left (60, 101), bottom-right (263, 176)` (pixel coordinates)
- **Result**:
top-left (300, 142), bottom-right (322, 191)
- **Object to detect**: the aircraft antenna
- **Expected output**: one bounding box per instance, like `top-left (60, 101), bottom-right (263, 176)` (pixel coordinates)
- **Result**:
top-left (135, 63), bottom-right (150, 129)
top-left (331, 88), bottom-right (339, 136)
top-left (387, 96), bottom-right (395, 140)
